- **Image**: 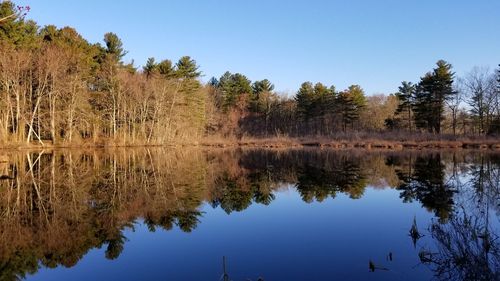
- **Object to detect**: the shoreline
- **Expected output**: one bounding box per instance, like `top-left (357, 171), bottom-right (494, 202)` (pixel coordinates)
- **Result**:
top-left (1, 138), bottom-right (499, 150)
top-left (202, 139), bottom-right (500, 150)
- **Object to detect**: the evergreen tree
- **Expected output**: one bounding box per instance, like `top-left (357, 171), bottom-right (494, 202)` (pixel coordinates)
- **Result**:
top-left (175, 56), bottom-right (200, 79)
top-left (312, 82), bottom-right (331, 115)
top-left (337, 85), bottom-right (366, 131)
top-left (217, 72), bottom-right (252, 109)
top-left (143, 57), bottom-right (158, 78)
top-left (251, 79), bottom-right (275, 113)
top-left (432, 60), bottom-right (456, 133)
top-left (250, 79), bottom-right (276, 135)
top-left (252, 79), bottom-right (274, 95)
top-left (0, 1), bottom-right (37, 47)
top-left (323, 85), bottom-right (337, 115)
top-left (157, 59), bottom-right (174, 78)
top-left (414, 60), bottom-right (455, 133)
top-left (395, 81), bottom-right (416, 131)
top-left (103, 32), bottom-right (126, 61)
top-left (208, 77), bottom-right (219, 87)
top-left (295, 82), bottom-right (315, 120)
top-left (414, 72), bottom-right (434, 131)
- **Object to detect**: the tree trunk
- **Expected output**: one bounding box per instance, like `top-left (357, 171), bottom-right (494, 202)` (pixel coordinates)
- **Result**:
top-left (49, 92), bottom-right (56, 144)
top-left (26, 97), bottom-right (44, 145)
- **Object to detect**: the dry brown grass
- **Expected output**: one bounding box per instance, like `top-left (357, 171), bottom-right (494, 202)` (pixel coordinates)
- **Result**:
top-left (1, 131), bottom-right (499, 150)
top-left (199, 132), bottom-right (500, 150)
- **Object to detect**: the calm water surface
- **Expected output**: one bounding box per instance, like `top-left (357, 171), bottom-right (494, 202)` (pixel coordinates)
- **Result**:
top-left (0, 149), bottom-right (498, 281)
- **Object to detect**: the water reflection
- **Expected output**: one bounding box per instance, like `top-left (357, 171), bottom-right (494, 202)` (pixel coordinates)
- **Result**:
top-left (420, 209), bottom-right (500, 281)
top-left (388, 154), bottom-right (456, 222)
top-left (417, 154), bottom-right (500, 281)
top-left (0, 149), bottom-right (498, 280)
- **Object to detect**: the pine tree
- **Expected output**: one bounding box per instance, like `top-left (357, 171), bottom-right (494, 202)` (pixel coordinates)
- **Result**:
top-left (432, 60), bottom-right (456, 133)
top-left (395, 81), bottom-right (416, 132)
top-left (295, 82), bottom-right (315, 120)
top-left (208, 77), bottom-right (219, 87)
top-left (0, 2), bottom-right (37, 47)
top-left (157, 59), bottom-right (174, 78)
top-left (143, 57), bottom-right (157, 78)
top-left (252, 79), bottom-right (274, 95)
top-left (103, 32), bottom-right (126, 61)
top-left (312, 82), bottom-right (331, 116)
top-left (175, 56), bottom-right (200, 79)
top-left (251, 79), bottom-right (276, 135)
top-left (414, 73), bottom-right (435, 132)
top-left (251, 79), bottom-right (275, 113)
top-left (217, 72), bottom-right (252, 110)
top-left (414, 60), bottom-right (455, 133)
top-left (336, 85), bottom-right (366, 131)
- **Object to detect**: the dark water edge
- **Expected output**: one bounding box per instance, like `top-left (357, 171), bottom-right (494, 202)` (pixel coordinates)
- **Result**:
top-left (0, 148), bottom-right (498, 281)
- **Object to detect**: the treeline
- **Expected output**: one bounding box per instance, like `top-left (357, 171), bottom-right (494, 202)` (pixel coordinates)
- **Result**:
top-left (0, 2), bottom-right (205, 146)
top-left (387, 61), bottom-right (500, 135)
top-left (209, 60), bottom-right (500, 138)
top-left (1, 2), bottom-right (499, 147)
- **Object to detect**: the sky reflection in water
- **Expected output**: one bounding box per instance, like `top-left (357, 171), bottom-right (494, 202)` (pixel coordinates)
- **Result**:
top-left (0, 149), bottom-right (496, 281)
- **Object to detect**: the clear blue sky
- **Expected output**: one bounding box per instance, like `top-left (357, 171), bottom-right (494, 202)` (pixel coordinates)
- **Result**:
top-left (15, 0), bottom-right (500, 95)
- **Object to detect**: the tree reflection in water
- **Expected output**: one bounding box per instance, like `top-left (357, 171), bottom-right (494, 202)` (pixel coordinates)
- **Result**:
top-left (0, 149), bottom-right (497, 280)
top-left (389, 153), bottom-right (456, 222)
top-left (415, 154), bottom-right (500, 281)
top-left (421, 209), bottom-right (500, 281)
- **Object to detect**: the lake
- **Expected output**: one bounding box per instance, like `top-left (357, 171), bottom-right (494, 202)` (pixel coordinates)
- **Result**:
top-left (0, 148), bottom-right (498, 281)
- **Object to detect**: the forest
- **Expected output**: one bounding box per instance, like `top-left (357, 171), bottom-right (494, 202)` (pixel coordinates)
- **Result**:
top-left (1, 2), bottom-right (499, 147)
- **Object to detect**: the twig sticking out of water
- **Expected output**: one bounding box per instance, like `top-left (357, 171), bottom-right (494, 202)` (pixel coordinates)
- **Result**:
top-left (418, 250), bottom-right (438, 264)
top-left (410, 216), bottom-right (424, 248)
top-left (221, 256), bottom-right (229, 281)
top-left (369, 260), bottom-right (389, 272)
